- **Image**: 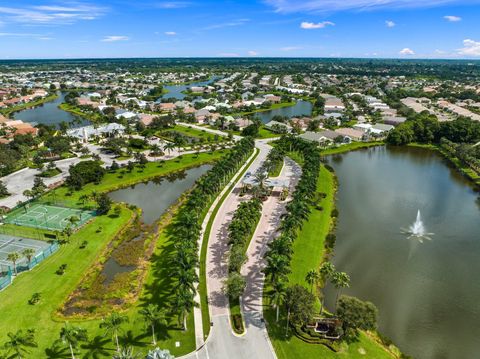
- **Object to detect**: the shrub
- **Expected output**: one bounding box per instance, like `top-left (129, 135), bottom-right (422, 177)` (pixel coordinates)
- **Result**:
top-left (325, 233), bottom-right (337, 249)
top-left (56, 264), bottom-right (67, 275)
top-left (28, 292), bottom-right (41, 305)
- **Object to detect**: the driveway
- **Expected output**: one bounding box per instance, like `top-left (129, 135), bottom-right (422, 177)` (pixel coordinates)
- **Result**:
top-left (182, 140), bottom-right (299, 359)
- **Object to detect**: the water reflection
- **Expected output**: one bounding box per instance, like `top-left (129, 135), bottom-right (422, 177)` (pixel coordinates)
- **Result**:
top-left (108, 165), bottom-right (211, 224)
top-left (13, 92), bottom-right (89, 127)
top-left (325, 146), bottom-right (479, 359)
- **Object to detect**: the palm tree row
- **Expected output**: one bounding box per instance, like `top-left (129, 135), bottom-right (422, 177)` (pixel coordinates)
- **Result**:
top-left (263, 146), bottom-right (285, 176)
top-left (169, 137), bottom-right (255, 329)
top-left (263, 136), bottom-right (322, 322)
top-left (223, 198), bottom-right (263, 300)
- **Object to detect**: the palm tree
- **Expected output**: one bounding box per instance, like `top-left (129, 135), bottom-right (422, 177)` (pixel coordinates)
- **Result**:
top-left (100, 312), bottom-right (129, 352)
top-left (138, 304), bottom-right (166, 345)
top-left (332, 271), bottom-right (350, 311)
top-left (270, 281), bottom-right (286, 322)
top-left (7, 252), bottom-right (21, 275)
top-left (113, 346), bottom-right (140, 359)
top-left (319, 262), bottom-right (336, 314)
top-left (254, 171), bottom-right (268, 189)
top-left (305, 269), bottom-right (320, 294)
top-left (163, 142), bottom-right (176, 155)
top-left (319, 262), bottom-right (335, 281)
top-left (62, 226), bottom-right (73, 244)
top-left (68, 215), bottom-right (80, 228)
top-left (60, 322), bottom-right (88, 359)
top-left (3, 329), bottom-right (37, 358)
top-left (79, 194), bottom-right (90, 206)
top-left (263, 253), bottom-right (290, 286)
top-left (22, 248), bottom-right (36, 269)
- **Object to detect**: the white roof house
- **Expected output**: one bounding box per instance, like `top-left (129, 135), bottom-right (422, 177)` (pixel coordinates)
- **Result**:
top-left (67, 123), bottom-right (125, 142)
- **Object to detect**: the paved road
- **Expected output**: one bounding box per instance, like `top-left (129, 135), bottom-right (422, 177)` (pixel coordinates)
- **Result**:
top-left (182, 139), bottom-right (300, 359)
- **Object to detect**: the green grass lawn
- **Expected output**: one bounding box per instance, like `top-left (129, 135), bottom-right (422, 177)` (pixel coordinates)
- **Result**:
top-left (264, 157), bottom-right (395, 359)
top-left (0, 152), bottom-right (232, 357)
top-left (227, 125), bottom-right (279, 140)
top-left (268, 159), bottom-right (284, 178)
top-left (320, 142), bottom-right (384, 156)
top-left (0, 207), bottom-right (135, 357)
top-left (58, 102), bottom-right (104, 122)
top-left (0, 206), bottom-right (196, 358)
top-left (287, 165), bottom-right (335, 287)
top-left (265, 309), bottom-right (394, 359)
top-left (162, 124), bottom-right (227, 143)
top-left (44, 151), bottom-right (226, 204)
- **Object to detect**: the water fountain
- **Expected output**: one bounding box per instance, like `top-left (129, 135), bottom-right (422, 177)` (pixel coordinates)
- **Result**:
top-left (402, 210), bottom-right (434, 243)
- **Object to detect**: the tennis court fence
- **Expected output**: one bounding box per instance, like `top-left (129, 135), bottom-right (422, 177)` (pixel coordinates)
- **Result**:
top-left (0, 241), bottom-right (60, 292)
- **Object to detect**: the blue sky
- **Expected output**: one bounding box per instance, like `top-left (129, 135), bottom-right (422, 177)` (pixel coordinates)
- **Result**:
top-left (0, 0), bottom-right (480, 59)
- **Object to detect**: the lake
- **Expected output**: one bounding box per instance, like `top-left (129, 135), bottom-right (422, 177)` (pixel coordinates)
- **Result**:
top-left (254, 100), bottom-right (312, 123)
top-left (108, 164), bottom-right (212, 224)
top-left (13, 92), bottom-right (89, 127)
top-left (324, 146), bottom-right (480, 359)
top-left (161, 76), bottom-right (220, 100)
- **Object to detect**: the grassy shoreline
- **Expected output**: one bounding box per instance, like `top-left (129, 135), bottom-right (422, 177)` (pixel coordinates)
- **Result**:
top-left (58, 102), bottom-right (104, 122)
top-left (264, 152), bottom-right (397, 359)
top-left (1, 93), bottom-right (59, 117)
top-left (44, 151), bottom-right (226, 205)
top-left (407, 143), bottom-right (480, 188)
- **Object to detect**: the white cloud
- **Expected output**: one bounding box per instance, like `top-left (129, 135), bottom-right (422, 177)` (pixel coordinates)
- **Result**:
top-left (204, 19), bottom-right (249, 30)
top-left (280, 46), bottom-right (302, 51)
top-left (155, 2), bottom-right (191, 9)
top-left (0, 32), bottom-right (44, 37)
top-left (101, 35), bottom-right (129, 42)
top-left (457, 39), bottom-right (480, 56)
top-left (165, 31), bottom-right (177, 36)
top-left (0, 3), bottom-right (107, 25)
top-left (300, 21), bottom-right (334, 29)
top-left (385, 20), bottom-right (396, 27)
top-left (248, 50), bottom-right (258, 56)
top-left (444, 15), bottom-right (462, 21)
top-left (265, 0), bottom-right (476, 13)
top-left (399, 47), bottom-right (415, 55)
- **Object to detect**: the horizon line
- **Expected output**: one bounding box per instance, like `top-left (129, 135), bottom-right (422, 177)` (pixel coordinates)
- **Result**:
top-left (1, 56), bottom-right (480, 62)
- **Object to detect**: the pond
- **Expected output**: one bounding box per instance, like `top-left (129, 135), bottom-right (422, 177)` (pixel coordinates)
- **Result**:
top-left (254, 100), bottom-right (312, 124)
top-left (108, 164), bottom-right (212, 224)
top-left (324, 146), bottom-right (480, 359)
top-left (160, 76), bottom-right (220, 100)
top-left (13, 92), bottom-right (89, 127)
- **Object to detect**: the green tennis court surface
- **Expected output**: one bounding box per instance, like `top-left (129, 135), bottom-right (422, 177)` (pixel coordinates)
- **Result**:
top-left (3, 203), bottom-right (96, 231)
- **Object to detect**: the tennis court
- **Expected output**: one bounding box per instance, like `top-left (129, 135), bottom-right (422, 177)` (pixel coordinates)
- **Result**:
top-left (3, 203), bottom-right (96, 231)
top-left (0, 234), bottom-right (51, 270)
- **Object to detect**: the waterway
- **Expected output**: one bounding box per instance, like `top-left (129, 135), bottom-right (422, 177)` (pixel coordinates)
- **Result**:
top-left (13, 92), bottom-right (89, 127)
top-left (324, 146), bottom-right (480, 359)
top-left (161, 76), bottom-right (220, 100)
top-left (254, 100), bottom-right (312, 123)
top-left (108, 164), bottom-right (212, 224)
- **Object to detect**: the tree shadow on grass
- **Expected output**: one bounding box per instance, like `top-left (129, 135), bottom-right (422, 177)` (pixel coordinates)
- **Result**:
top-left (45, 340), bottom-right (70, 359)
top-left (80, 335), bottom-right (113, 359)
top-left (137, 224), bottom-right (183, 341)
top-left (122, 330), bottom-right (149, 349)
